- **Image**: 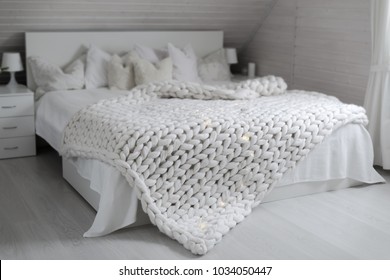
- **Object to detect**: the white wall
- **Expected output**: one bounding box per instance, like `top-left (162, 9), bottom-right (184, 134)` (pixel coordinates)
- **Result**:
top-left (242, 0), bottom-right (371, 105)
top-left (0, 0), bottom-right (275, 84)
top-left (241, 0), bottom-right (296, 85)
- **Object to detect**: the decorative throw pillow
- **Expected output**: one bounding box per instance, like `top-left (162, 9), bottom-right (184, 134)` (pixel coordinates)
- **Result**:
top-left (107, 53), bottom-right (137, 90)
top-left (167, 43), bottom-right (201, 83)
top-left (198, 48), bottom-right (231, 82)
top-left (28, 56), bottom-right (85, 100)
top-left (133, 57), bottom-right (173, 86)
top-left (85, 45), bottom-right (111, 89)
top-left (133, 44), bottom-right (168, 64)
top-left (198, 62), bottom-right (230, 83)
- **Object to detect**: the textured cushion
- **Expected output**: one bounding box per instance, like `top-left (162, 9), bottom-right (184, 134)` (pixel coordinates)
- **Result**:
top-left (167, 43), bottom-right (201, 83)
top-left (198, 62), bottom-right (230, 83)
top-left (85, 45), bottom-right (111, 89)
top-left (28, 56), bottom-right (85, 99)
top-left (198, 48), bottom-right (231, 82)
top-left (133, 44), bottom-right (168, 64)
top-left (133, 57), bottom-right (173, 85)
top-left (107, 53), bottom-right (137, 90)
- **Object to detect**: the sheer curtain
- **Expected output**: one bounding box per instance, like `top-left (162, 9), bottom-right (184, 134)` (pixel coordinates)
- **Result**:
top-left (364, 0), bottom-right (390, 169)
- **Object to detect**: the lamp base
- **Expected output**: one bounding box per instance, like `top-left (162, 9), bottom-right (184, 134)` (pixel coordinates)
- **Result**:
top-left (6, 72), bottom-right (20, 89)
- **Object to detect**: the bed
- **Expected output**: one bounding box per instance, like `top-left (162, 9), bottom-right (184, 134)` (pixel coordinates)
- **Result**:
top-left (26, 31), bottom-right (384, 254)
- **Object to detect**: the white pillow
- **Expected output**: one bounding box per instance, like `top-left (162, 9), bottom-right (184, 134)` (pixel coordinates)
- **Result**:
top-left (107, 53), bottom-right (136, 90)
top-left (167, 43), bottom-right (201, 83)
top-left (133, 57), bottom-right (173, 86)
top-left (28, 56), bottom-right (85, 99)
top-left (198, 62), bottom-right (230, 82)
top-left (133, 44), bottom-right (168, 64)
top-left (198, 48), bottom-right (231, 82)
top-left (85, 45), bottom-right (111, 89)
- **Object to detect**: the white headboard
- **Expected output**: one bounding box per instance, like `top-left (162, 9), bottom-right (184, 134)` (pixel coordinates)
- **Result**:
top-left (25, 30), bottom-right (223, 90)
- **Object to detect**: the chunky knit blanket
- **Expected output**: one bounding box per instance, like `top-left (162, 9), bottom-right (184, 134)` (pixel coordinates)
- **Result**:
top-left (61, 77), bottom-right (368, 255)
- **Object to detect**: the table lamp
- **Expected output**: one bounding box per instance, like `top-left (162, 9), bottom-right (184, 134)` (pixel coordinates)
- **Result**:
top-left (225, 48), bottom-right (238, 77)
top-left (1, 52), bottom-right (24, 88)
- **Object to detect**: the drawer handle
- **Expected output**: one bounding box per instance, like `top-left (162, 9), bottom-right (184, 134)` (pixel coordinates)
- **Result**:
top-left (1, 106), bottom-right (16, 109)
top-left (3, 126), bottom-right (17, 130)
top-left (4, 146), bottom-right (19, 150)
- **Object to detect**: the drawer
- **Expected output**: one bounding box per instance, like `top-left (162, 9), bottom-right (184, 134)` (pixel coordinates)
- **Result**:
top-left (0, 136), bottom-right (36, 159)
top-left (0, 116), bottom-right (35, 139)
top-left (0, 95), bottom-right (34, 118)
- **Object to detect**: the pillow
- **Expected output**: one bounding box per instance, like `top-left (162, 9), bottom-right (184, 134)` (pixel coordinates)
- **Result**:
top-left (107, 53), bottom-right (137, 90)
top-left (133, 57), bottom-right (173, 85)
top-left (167, 43), bottom-right (201, 83)
top-left (198, 62), bottom-right (231, 83)
top-left (28, 56), bottom-right (85, 100)
top-left (198, 48), bottom-right (231, 82)
top-left (133, 44), bottom-right (168, 64)
top-left (85, 45), bottom-right (111, 89)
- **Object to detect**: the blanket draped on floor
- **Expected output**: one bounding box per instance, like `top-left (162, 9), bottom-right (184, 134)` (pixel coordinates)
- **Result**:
top-left (61, 77), bottom-right (368, 254)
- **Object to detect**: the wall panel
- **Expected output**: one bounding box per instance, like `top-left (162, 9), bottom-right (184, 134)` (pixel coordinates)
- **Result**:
top-left (293, 0), bottom-right (370, 105)
top-left (241, 0), bottom-right (297, 85)
top-left (0, 0), bottom-right (275, 84)
top-left (243, 0), bottom-right (371, 105)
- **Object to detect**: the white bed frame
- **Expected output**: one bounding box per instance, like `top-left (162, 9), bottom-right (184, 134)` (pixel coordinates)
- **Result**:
top-left (26, 30), bottom-right (368, 226)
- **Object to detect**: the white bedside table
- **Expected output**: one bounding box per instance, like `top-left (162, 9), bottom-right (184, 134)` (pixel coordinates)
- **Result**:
top-left (0, 85), bottom-right (36, 159)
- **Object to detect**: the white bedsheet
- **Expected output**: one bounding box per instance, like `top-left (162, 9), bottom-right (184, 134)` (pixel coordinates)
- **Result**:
top-left (35, 88), bottom-right (384, 237)
top-left (36, 88), bottom-right (128, 151)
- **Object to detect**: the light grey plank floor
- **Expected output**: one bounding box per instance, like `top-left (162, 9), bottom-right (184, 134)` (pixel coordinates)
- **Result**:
top-left (1, 147), bottom-right (389, 259)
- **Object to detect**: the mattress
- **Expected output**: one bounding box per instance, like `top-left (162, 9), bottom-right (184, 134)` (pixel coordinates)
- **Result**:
top-left (35, 88), bottom-right (384, 237)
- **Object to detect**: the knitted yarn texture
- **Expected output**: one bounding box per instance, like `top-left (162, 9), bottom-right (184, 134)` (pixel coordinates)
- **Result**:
top-left (61, 77), bottom-right (368, 254)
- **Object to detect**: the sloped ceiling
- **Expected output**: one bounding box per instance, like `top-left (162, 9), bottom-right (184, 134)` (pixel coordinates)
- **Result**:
top-left (0, 0), bottom-right (276, 84)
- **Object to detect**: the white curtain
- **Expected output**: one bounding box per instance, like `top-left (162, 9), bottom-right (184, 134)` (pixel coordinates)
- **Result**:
top-left (364, 0), bottom-right (390, 169)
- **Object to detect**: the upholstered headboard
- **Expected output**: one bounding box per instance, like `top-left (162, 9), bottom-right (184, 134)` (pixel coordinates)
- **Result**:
top-left (25, 30), bottom-right (223, 90)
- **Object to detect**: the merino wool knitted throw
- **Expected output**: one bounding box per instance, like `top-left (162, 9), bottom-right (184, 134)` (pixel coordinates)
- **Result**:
top-left (61, 77), bottom-right (368, 254)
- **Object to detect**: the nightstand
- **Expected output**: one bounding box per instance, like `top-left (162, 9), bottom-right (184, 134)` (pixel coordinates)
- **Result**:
top-left (0, 85), bottom-right (36, 159)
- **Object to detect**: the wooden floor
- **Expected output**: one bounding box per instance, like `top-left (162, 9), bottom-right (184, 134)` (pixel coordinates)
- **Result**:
top-left (1, 147), bottom-right (390, 260)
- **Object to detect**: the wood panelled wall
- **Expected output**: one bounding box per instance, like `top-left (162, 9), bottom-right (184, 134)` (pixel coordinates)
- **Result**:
top-left (0, 0), bottom-right (275, 84)
top-left (241, 0), bottom-right (296, 85)
top-left (242, 0), bottom-right (371, 105)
